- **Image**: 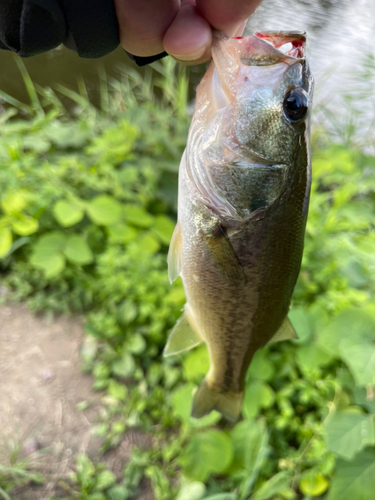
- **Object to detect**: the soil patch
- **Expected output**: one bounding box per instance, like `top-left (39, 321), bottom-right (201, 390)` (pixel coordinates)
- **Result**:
top-left (0, 304), bottom-right (150, 499)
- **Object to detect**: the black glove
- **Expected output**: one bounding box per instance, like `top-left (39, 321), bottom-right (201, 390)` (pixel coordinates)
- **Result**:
top-left (0, 0), bottom-right (167, 65)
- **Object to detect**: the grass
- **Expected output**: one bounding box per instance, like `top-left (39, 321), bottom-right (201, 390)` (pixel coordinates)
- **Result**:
top-left (0, 439), bottom-right (45, 499)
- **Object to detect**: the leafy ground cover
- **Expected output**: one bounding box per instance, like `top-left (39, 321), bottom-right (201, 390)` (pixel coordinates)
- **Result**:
top-left (0, 58), bottom-right (375, 500)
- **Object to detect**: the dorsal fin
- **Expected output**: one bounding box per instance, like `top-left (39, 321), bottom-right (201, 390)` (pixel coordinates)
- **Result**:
top-left (163, 308), bottom-right (202, 357)
top-left (167, 222), bottom-right (182, 284)
top-left (267, 316), bottom-right (298, 344)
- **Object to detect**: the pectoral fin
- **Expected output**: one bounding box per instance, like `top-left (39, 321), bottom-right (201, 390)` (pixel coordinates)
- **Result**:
top-left (163, 308), bottom-right (202, 357)
top-left (168, 222), bottom-right (182, 283)
top-left (202, 227), bottom-right (246, 282)
top-left (267, 316), bottom-right (298, 344)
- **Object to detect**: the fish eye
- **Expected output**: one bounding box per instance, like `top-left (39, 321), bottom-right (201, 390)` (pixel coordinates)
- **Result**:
top-left (283, 88), bottom-right (308, 122)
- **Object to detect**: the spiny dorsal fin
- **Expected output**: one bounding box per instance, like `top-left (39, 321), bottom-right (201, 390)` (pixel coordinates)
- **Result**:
top-left (167, 222), bottom-right (182, 284)
top-left (163, 308), bottom-right (202, 357)
top-left (267, 316), bottom-right (298, 344)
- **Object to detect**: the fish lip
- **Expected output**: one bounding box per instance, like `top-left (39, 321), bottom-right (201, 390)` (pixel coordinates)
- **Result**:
top-left (254, 31), bottom-right (306, 59)
top-left (213, 30), bottom-right (307, 66)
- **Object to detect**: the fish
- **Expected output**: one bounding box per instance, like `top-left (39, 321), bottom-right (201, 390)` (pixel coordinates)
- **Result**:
top-left (165, 31), bottom-right (314, 421)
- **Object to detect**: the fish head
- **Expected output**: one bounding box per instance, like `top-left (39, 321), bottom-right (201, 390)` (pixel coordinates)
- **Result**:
top-left (209, 31), bottom-right (314, 166)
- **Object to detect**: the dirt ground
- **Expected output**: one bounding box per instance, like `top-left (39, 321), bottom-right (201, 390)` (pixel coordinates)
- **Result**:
top-left (0, 304), bottom-right (152, 499)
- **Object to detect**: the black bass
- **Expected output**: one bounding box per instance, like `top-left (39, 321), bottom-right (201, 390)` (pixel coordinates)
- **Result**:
top-left (165, 31), bottom-right (314, 421)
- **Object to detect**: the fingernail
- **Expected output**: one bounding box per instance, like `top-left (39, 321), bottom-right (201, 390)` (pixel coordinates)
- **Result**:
top-left (234, 21), bottom-right (247, 37)
top-left (169, 45), bottom-right (207, 61)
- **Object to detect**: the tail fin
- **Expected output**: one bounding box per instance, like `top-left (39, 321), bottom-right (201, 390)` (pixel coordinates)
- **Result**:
top-left (191, 378), bottom-right (243, 422)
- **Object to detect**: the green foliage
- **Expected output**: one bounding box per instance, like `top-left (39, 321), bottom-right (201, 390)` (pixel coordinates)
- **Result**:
top-left (326, 448), bottom-right (375, 500)
top-left (176, 481), bottom-right (206, 500)
top-left (299, 469), bottom-right (329, 497)
top-left (1, 58), bottom-right (375, 500)
top-left (0, 463), bottom-right (44, 499)
top-left (66, 454), bottom-right (119, 499)
top-left (324, 411), bottom-right (375, 460)
top-left (181, 430), bottom-right (233, 482)
top-left (30, 231), bottom-right (93, 277)
top-left (0, 189), bottom-right (39, 258)
top-left (0, 440), bottom-right (44, 499)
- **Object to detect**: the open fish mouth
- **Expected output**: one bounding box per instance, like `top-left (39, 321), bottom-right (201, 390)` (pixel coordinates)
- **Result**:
top-left (213, 30), bottom-right (307, 68)
top-left (254, 31), bottom-right (306, 59)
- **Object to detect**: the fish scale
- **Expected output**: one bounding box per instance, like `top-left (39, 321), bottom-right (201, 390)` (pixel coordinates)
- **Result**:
top-left (165, 31), bottom-right (314, 422)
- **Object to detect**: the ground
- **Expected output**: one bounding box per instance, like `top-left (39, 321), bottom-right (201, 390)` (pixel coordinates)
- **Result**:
top-left (0, 304), bottom-right (152, 499)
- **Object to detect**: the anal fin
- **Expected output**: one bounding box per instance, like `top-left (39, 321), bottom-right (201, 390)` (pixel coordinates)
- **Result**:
top-left (163, 308), bottom-right (202, 357)
top-left (168, 222), bottom-right (182, 283)
top-left (267, 316), bottom-right (299, 344)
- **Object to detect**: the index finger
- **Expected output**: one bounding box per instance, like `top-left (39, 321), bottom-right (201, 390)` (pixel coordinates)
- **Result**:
top-left (196, 0), bottom-right (263, 36)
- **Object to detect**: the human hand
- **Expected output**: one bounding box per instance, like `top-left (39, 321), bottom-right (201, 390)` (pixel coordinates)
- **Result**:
top-left (114, 0), bottom-right (263, 65)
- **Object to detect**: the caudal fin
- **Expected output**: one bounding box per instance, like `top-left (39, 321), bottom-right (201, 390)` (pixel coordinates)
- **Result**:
top-left (191, 379), bottom-right (243, 422)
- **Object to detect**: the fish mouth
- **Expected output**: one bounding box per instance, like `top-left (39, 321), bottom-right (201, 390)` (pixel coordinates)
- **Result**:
top-left (254, 31), bottom-right (306, 59)
top-left (213, 30), bottom-right (306, 67)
